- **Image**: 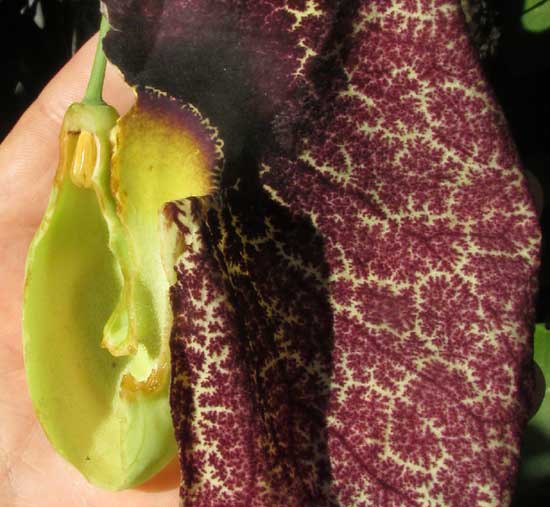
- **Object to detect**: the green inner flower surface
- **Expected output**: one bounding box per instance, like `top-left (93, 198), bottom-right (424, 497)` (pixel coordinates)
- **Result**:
top-left (22, 93), bottom-right (220, 490)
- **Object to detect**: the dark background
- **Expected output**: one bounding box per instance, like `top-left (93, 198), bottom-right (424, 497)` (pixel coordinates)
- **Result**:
top-left (0, 0), bottom-right (100, 140)
top-left (0, 0), bottom-right (548, 503)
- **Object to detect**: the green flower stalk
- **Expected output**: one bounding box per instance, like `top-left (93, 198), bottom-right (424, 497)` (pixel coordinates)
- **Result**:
top-left (83, 15), bottom-right (110, 106)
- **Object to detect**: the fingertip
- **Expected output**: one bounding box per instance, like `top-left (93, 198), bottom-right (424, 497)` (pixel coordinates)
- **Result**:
top-left (104, 61), bottom-right (136, 116)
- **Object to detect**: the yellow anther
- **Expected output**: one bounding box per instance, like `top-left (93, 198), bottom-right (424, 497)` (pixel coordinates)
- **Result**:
top-left (119, 363), bottom-right (168, 400)
top-left (70, 131), bottom-right (98, 188)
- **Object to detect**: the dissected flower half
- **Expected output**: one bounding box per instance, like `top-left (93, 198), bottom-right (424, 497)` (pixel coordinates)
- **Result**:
top-left (23, 89), bottom-right (221, 489)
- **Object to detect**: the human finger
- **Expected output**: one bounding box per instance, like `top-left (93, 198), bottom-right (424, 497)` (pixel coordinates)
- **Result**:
top-left (0, 32), bottom-right (134, 227)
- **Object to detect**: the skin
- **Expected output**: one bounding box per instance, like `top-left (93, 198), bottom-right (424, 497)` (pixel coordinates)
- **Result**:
top-left (0, 30), bottom-right (545, 507)
top-left (0, 34), bottom-right (180, 507)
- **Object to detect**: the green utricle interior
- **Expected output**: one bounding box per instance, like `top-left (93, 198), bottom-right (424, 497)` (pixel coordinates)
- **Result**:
top-left (22, 103), bottom-right (179, 490)
top-left (109, 95), bottom-right (217, 377)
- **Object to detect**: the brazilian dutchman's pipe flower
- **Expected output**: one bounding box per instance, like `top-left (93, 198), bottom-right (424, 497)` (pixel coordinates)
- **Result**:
top-left (23, 1), bottom-right (544, 505)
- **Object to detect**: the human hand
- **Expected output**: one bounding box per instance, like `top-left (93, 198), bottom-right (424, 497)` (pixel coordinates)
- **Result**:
top-left (0, 34), bottom-right (179, 507)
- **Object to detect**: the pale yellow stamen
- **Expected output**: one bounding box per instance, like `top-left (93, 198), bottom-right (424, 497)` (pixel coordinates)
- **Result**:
top-left (70, 131), bottom-right (98, 188)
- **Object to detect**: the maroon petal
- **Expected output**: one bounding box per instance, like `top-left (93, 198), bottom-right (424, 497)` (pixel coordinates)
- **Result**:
top-left (103, 1), bottom-right (541, 505)
top-left (168, 193), bottom-right (337, 506)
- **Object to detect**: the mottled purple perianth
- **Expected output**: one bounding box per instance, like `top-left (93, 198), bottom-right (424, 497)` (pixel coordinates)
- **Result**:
top-left (103, 1), bottom-right (541, 506)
